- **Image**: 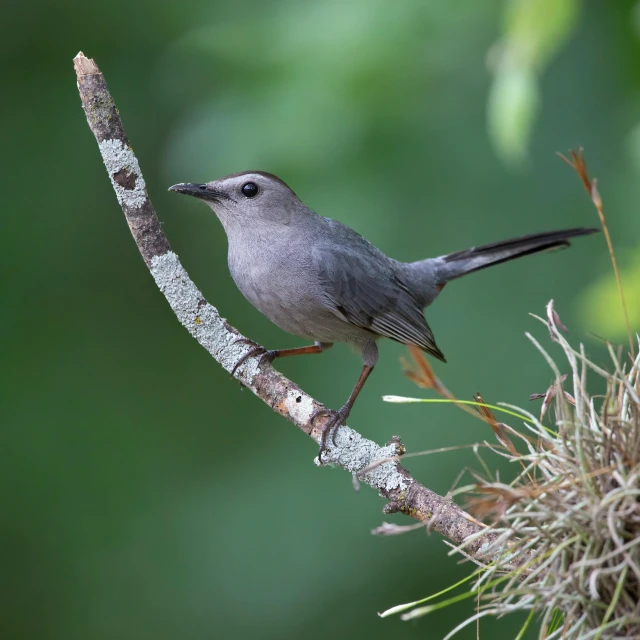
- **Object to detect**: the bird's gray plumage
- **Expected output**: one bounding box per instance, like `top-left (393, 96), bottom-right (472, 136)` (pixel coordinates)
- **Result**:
top-left (311, 227), bottom-right (443, 360)
top-left (169, 171), bottom-right (597, 454)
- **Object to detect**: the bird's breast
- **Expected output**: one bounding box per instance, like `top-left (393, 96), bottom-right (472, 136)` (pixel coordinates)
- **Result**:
top-left (228, 237), bottom-right (306, 305)
top-left (226, 239), bottom-right (357, 342)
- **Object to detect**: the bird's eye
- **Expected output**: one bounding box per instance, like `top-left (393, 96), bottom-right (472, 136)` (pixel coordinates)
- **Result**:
top-left (241, 182), bottom-right (259, 198)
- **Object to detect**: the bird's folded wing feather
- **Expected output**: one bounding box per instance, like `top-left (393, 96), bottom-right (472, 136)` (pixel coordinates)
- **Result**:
top-left (312, 243), bottom-right (446, 361)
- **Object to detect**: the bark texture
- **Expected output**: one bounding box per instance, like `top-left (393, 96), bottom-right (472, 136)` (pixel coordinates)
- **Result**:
top-left (74, 51), bottom-right (495, 558)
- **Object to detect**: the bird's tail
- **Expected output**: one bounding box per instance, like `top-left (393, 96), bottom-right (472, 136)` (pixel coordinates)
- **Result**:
top-left (401, 227), bottom-right (598, 308)
top-left (436, 227), bottom-right (598, 283)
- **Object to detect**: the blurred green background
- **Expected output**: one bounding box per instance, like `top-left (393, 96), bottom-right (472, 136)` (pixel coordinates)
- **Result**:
top-left (3, 1), bottom-right (640, 638)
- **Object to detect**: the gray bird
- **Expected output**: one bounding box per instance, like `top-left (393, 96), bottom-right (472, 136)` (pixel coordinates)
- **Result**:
top-left (169, 172), bottom-right (596, 458)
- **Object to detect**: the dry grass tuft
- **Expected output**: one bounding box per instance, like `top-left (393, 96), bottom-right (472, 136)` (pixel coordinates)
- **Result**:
top-left (390, 302), bottom-right (640, 639)
top-left (468, 303), bottom-right (640, 638)
top-left (383, 150), bottom-right (639, 638)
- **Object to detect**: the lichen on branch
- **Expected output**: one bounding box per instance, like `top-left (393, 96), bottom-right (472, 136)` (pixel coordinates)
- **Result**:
top-left (73, 51), bottom-right (494, 557)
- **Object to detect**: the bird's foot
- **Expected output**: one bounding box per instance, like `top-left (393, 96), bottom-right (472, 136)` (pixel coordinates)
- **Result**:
top-left (310, 404), bottom-right (351, 463)
top-left (230, 337), bottom-right (277, 377)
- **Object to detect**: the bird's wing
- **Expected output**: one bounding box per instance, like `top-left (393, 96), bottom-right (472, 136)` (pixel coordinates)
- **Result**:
top-left (312, 242), bottom-right (446, 362)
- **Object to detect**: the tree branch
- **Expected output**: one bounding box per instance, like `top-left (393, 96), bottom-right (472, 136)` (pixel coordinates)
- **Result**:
top-left (74, 51), bottom-right (496, 558)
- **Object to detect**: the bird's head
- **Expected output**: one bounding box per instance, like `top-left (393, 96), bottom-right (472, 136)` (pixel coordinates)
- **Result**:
top-left (169, 171), bottom-right (307, 231)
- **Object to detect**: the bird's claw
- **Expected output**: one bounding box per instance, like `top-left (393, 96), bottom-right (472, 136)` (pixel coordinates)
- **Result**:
top-left (230, 338), bottom-right (277, 377)
top-left (310, 405), bottom-right (350, 463)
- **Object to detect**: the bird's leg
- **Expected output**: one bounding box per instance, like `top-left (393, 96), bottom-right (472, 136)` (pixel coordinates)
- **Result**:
top-left (311, 364), bottom-right (374, 461)
top-left (230, 339), bottom-right (332, 377)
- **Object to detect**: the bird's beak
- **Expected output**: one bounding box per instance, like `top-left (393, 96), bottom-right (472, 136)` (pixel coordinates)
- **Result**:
top-left (168, 183), bottom-right (222, 202)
